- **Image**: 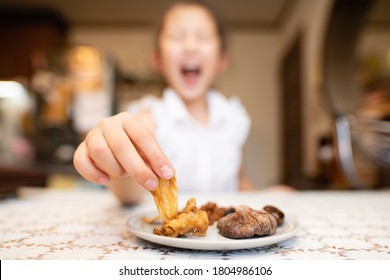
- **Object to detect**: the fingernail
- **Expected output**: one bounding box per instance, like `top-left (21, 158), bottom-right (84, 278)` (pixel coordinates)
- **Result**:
top-left (160, 164), bottom-right (174, 179)
top-left (145, 179), bottom-right (158, 191)
top-left (98, 177), bottom-right (110, 185)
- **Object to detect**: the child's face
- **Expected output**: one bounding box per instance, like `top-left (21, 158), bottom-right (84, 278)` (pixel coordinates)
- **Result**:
top-left (154, 4), bottom-right (227, 102)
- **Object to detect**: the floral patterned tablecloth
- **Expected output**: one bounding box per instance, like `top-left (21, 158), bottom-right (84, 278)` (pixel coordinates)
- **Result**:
top-left (1, 187), bottom-right (390, 260)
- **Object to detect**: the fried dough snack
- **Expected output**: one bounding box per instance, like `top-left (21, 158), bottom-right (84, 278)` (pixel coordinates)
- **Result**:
top-left (149, 176), bottom-right (209, 238)
top-left (154, 198), bottom-right (209, 237)
top-left (150, 177), bottom-right (178, 223)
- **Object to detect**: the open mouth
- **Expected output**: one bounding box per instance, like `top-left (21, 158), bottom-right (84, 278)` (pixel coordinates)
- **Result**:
top-left (181, 64), bottom-right (201, 86)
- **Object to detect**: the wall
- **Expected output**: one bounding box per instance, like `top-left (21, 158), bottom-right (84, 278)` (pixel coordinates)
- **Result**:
top-left (276, 0), bottom-right (334, 178)
top-left (69, 25), bottom-right (154, 76)
top-left (217, 30), bottom-right (280, 188)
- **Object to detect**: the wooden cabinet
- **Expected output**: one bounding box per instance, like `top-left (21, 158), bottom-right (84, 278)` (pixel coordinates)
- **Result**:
top-left (0, 6), bottom-right (68, 79)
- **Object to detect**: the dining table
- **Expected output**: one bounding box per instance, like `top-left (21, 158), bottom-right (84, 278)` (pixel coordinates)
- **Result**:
top-left (1, 183), bottom-right (390, 260)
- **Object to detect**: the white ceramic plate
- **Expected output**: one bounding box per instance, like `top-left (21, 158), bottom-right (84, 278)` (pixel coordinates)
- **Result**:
top-left (127, 211), bottom-right (299, 250)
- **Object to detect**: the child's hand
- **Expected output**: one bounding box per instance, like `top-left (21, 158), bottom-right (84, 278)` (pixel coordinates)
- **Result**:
top-left (73, 112), bottom-right (174, 191)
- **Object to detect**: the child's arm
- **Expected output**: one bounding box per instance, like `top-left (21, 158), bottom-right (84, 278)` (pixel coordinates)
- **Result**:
top-left (73, 112), bottom-right (174, 203)
top-left (107, 177), bottom-right (147, 205)
top-left (238, 163), bottom-right (255, 191)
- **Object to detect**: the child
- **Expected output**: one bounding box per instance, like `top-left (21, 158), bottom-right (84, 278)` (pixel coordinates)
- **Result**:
top-left (73, 0), bottom-right (253, 204)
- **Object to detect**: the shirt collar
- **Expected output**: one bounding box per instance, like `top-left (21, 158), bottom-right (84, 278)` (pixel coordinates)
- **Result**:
top-left (162, 87), bottom-right (229, 127)
top-left (162, 88), bottom-right (190, 123)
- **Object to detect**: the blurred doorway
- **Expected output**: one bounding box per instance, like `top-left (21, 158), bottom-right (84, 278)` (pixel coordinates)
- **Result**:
top-left (280, 34), bottom-right (304, 189)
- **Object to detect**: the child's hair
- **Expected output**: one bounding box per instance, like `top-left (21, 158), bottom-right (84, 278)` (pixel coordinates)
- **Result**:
top-left (154, 0), bottom-right (227, 53)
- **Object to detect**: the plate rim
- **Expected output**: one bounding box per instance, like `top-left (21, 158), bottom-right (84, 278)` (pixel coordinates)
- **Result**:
top-left (127, 210), bottom-right (300, 251)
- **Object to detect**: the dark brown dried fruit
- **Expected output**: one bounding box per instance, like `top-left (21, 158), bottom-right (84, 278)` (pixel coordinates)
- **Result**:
top-left (224, 207), bottom-right (235, 216)
top-left (217, 205), bottom-right (277, 239)
top-left (200, 202), bottom-right (229, 225)
top-left (263, 205), bottom-right (284, 226)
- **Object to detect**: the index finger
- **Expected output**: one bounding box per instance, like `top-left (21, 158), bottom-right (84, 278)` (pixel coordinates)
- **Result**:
top-left (122, 115), bottom-right (174, 180)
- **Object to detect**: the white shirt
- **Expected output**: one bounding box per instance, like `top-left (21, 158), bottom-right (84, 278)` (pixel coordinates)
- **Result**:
top-left (128, 88), bottom-right (250, 193)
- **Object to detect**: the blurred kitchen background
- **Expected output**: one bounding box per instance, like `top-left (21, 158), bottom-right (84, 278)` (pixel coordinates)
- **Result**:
top-left (0, 0), bottom-right (389, 196)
